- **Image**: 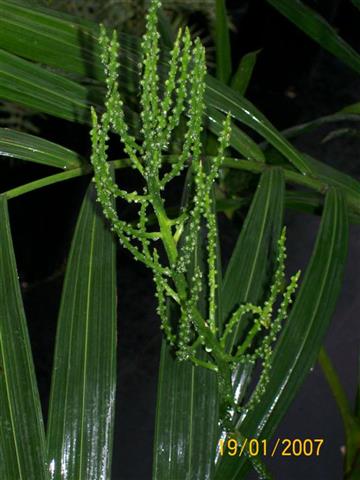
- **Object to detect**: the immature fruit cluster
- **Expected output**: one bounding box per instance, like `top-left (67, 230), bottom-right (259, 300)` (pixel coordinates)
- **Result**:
top-left (90, 0), bottom-right (300, 423)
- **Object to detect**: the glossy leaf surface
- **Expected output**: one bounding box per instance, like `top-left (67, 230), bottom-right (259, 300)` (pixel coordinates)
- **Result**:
top-left (0, 48), bottom-right (95, 122)
top-left (207, 107), bottom-right (265, 162)
top-left (153, 341), bottom-right (219, 480)
top-left (0, 195), bottom-right (47, 479)
top-left (0, 128), bottom-right (83, 169)
top-left (0, 0), bottom-right (103, 78)
top-left (46, 182), bottom-right (117, 479)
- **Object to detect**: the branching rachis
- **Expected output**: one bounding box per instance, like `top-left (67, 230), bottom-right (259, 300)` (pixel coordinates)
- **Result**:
top-left (90, 0), bottom-right (300, 430)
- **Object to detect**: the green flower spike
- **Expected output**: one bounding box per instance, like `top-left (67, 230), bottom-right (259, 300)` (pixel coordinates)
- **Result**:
top-left (90, 0), bottom-right (300, 427)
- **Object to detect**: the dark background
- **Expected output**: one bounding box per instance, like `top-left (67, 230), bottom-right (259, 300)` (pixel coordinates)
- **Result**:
top-left (2, 0), bottom-right (360, 478)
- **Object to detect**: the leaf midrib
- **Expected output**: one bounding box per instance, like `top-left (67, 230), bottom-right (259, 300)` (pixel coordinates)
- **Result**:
top-left (78, 212), bottom-right (96, 479)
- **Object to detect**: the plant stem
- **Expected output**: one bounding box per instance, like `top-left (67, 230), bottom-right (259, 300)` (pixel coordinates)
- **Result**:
top-left (318, 347), bottom-right (360, 475)
top-left (3, 155), bottom-right (360, 217)
top-left (190, 355), bottom-right (218, 372)
top-left (318, 347), bottom-right (353, 435)
top-left (235, 322), bottom-right (262, 357)
top-left (2, 159), bottom-right (131, 200)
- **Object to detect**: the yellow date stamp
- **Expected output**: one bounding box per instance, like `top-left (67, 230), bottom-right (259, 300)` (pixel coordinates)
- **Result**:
top-left (218, 437), bottom-right (324, 458)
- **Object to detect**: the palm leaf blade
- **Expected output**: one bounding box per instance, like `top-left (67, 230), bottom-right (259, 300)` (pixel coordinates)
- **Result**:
top-left (0, 128), bottom-right (83, 169)
top-left (46, 182), bottom-right (117, 479)
top-left (0, 195), bottom-right (47, 479)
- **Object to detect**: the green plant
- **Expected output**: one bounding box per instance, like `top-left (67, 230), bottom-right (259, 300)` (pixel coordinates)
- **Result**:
top-left (90, 4), bottom-right (301, 427)
top-left (0, 0), bottom-right (359, 479)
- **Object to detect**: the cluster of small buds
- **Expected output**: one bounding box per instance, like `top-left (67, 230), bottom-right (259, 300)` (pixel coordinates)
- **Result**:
top-left (229, 228), bottom-right (300, 415)
top-left (177, 266), bottom-right (203, 361)
top-left (175, 114), bottom-right (231, 277)
top-left (91, 0), bottom-right (229, 352)
top-left (157, 28), bottom-right (192, 156)
top-left (90, 0), bottom-right (300, 426)
top-left (140, 0), bottom-right (161, 163)
top-left (153, 249), bottom-right (177, 345)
